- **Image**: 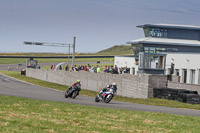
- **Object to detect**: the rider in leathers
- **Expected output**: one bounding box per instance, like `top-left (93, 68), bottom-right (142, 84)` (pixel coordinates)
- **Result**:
top-left (68, 80), bottom-right (81, 95)
top-left (101, 82), bottom-right (117, 96)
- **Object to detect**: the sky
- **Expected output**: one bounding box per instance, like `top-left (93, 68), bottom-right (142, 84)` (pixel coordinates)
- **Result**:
top-left (1, 0), bottom-right (200, 53)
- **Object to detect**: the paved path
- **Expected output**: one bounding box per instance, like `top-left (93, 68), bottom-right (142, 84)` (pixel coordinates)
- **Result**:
top-left (0, 74), bottom-right (200, 117)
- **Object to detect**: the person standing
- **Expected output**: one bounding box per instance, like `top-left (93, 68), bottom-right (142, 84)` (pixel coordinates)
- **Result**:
top-left (97, 65), bottom-right (100, 73)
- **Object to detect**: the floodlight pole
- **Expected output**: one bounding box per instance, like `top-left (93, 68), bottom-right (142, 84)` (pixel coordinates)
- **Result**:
top-left (24, 37), bottom-right (76, 66)
top-left (68, 45), bottom-right (70, 65)
top-left (72, 37), bottom-right (76, 67)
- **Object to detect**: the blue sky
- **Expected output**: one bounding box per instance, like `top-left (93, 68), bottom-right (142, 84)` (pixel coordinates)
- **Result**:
top-left (1, 0), bottom-right (200, 53)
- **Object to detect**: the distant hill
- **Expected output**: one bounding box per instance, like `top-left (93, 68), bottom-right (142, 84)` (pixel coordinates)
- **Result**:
top-left (96, 45), bottom-right (133, 55)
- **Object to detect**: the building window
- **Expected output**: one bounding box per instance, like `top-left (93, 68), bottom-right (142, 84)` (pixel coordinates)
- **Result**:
top-left (132, 44), bottom-right (143, 57)
top-left (150, 28), bottom-right (168, 38)
top-left (198, 70), bottom-right (200, 85)
top-left (182, 69), bottom-right (187, 83)
top-left (191, 70), bottom-right (195, 84)
top-left (175, 69), bottom-right (179, 76)
top-left (144, 47), bottom-right (155, 53)
top-left (172, 48), bottom-right (178, 52)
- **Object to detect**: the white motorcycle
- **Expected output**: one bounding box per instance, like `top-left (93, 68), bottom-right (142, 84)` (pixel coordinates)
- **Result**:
top-left (95, 88), bottom-right (115, 103)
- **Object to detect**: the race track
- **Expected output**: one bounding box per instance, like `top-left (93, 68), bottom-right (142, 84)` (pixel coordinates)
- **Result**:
top-left (0, 74), bottom-right (200, 117)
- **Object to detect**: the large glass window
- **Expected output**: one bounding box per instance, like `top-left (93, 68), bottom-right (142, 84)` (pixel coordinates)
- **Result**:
top-left (139, 53), bottom-right (166, 69)
top-left (144, 47), bottom-right (155, 53)
top-left (150, 28), bottom-right (168, 38)
top-left (143, 28), bottom-right (150, 37)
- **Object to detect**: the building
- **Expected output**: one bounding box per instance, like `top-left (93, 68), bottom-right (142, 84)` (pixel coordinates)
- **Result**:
top-left (115, 23), bottom-right (200, 85)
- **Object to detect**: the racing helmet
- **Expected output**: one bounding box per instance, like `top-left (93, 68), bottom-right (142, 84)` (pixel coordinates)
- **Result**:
top-left (112, 82), bottom-right (117, 88)
top-left (77, 80), bottom-right (80, 83)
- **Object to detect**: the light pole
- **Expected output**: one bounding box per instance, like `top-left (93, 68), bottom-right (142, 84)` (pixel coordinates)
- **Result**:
top-left (72, 37), bottom-right (76, 67)
top-left (24, 37), bottom-right (76, 66)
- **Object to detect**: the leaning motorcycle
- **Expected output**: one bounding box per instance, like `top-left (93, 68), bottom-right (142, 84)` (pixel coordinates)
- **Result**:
top-left (95, 88), bottom-right (115, 103)
top-left (64, 85), bottom-right (81, 99)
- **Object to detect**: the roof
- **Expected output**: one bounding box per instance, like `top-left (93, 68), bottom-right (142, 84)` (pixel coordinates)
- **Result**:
top-left (127, 37), bottom-right (200, 47)
top-left (137, 23), bottom-right (200, 30)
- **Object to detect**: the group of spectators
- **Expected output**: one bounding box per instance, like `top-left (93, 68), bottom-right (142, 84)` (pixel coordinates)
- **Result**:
top-left (50, 65), bottom-right (56, 70)
top-left (71, 64), bottom-right (101, 73)
top-left (104, 65), bottom-right (118, 74)
top-left (103, 65), bottom-right (130, 74)
top-left (50, 65), bottom-right (62, 70)
top-left (119, 66), bottom-right (130, 74)
top-left (51, 63), bottom-right (130, 75)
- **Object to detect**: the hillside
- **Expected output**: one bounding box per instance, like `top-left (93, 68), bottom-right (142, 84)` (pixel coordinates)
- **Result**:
top-left (96, 45), bottom-right (133, 55)
top-left (0, 45), bottom-right (133, 56)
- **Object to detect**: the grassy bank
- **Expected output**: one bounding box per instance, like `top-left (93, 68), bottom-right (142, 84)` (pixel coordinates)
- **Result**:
top-left (1, 71), bottom-right (200, 110)
top-left (0, 57), bottom-right (113, 64)
top-left (0, 95), bottom-right (200, 133)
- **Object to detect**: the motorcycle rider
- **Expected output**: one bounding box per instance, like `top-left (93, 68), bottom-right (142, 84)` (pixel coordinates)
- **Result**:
top-left (111, 82), bottom-right (117, 94)
top-left (68, 80), bottom-right (81, 95)
top-left (101, 82), bottom-right (117, 95)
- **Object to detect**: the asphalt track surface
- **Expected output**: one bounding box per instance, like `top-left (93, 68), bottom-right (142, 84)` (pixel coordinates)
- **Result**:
top-left (0, 74), bottom-right (200, 117)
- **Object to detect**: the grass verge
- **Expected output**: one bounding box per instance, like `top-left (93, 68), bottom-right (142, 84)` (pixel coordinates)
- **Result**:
top-left (0, 95), bottom-right (200, 133)
top-left (1, 71), bottom-right (200, 110)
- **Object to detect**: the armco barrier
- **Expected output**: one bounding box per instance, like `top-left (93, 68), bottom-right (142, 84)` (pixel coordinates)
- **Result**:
top-left (26, 68), bottom-right (168, 99)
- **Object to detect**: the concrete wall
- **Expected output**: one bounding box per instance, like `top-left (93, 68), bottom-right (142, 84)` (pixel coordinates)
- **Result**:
top-left (168, 81), bottom-right (200, 94)
top-left (26, 68), bottom-right (168, 99)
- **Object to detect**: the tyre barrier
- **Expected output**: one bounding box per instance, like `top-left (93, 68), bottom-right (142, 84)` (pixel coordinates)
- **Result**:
top-left (153, 88), bottom-right (200, 104)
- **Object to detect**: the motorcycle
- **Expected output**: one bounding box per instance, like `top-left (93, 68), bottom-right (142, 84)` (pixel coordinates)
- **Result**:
top-left (95, 88), bottom-right (115, 103)
top-left (64, 85), bottom-right (81, 99)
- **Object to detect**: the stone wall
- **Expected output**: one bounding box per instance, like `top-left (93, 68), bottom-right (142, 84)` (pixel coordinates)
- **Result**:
top-left (26, 68), bottom-right (168, 99)
top-left (168, 81), bottom-right (200, 94)
top-left (148, 75), bottom-right (168, 98)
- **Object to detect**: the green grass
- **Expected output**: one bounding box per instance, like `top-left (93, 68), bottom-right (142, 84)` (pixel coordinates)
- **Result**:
top-left (1, 71), bottom-right (200, 111)
top-left (0, 58), bottom-right (113, 64)
top-left (0, 95), bottom-right (200, 133)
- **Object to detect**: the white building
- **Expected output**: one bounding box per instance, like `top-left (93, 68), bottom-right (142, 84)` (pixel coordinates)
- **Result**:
top-left (115, 23), bottom-right (200, 85)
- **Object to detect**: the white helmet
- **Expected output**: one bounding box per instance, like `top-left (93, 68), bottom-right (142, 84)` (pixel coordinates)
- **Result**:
top-left (112, 82), bottom-right (116, 86)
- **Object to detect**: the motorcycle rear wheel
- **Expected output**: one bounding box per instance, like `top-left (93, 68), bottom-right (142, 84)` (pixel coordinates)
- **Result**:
top-left (64, 90), bottom-right (69, 98)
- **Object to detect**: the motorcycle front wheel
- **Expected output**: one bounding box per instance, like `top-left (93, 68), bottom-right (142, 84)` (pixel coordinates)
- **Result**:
top-left (95, 95), bottom-right (100, 102)
top-left (104, 94), bottom-right (113, 103)
top-left (72, 91), bottom-right (78, 99)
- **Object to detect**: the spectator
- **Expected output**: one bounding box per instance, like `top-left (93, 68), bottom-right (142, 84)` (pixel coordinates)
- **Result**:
top-left (65, 65), bottom-right (69, 71)
top-left (59, 65), bottom-right (62, 70)
top-left (84, 66), bottom-right (87, 71)
top-left (90, 65), bottom-right (95, 72)
top-left (104, 66), bottom-right (107, 73)
top-left (78, 65), bottom-right (82, 70)
top-left (74, 65), bottom-right (79, 71)
top-left (97, 65), bottom-right (100, 73)
top-left (38, 65), bottom-right (41, 69)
